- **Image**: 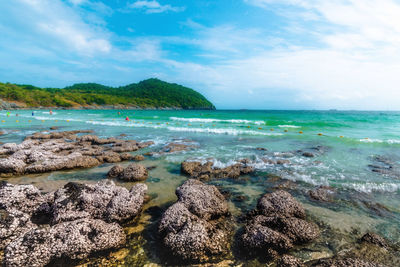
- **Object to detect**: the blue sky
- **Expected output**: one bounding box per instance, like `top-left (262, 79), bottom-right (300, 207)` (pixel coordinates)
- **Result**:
top-left (1, 0), bottom-right (400, 110)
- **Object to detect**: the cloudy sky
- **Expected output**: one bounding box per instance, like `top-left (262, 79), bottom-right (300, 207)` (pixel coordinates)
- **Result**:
top-left (1, 0), bottom-right (400, 110)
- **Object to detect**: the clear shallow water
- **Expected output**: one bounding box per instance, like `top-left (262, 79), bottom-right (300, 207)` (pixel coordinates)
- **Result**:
top-left (1, 109), bottom-right (400, 264)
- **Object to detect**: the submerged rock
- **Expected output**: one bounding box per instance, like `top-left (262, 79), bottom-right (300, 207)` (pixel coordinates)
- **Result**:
top-left (360, 232), bottom-right (388, 249)
top-left (241, 190), bottom-right (319, 260)
top-left (308, 186), bottom-right (335, 202)
top-left (312, 257), bottom-right (385, 267)
top-left (159, 179), bottom-right (232, 263)
top-left (278, 255), bottom-right (304, 267)
top-left (181, 159), bottom-right (254, 180)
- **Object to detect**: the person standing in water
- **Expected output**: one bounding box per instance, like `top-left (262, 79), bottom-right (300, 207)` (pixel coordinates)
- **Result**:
top-left (49, 110), bottom-right (53, 115)
top-left (125, 116), bottom-right (129, 121)
top-left (32, 111), bottom-right (34, 116)
top-left (6, 111), bottom-right (10, 117)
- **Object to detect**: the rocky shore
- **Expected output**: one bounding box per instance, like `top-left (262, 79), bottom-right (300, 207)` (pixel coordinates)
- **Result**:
top-left (0, 129), bottom-right (399, 267)
top-left (0, 130), bottom-right (153, 177)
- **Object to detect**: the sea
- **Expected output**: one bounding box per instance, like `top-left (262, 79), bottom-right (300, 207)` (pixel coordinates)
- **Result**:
top-left (1, 109), bottom-right (399, 264)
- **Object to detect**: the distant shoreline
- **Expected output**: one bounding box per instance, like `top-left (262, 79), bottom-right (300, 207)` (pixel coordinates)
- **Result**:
top-left (0, 106), bottom-right (216, 111)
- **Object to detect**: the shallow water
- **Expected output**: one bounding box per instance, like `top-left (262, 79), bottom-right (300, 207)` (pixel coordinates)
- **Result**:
top-left (1, 109), bottom-right (400, 265)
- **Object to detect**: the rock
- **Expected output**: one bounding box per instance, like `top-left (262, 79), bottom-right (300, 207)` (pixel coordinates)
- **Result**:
top-left (0, 131), bottom-right (153, 177)
top-left (309, 186), bottom-right (335, 202)
top-left (278, 255), bottom-right (304, 267)
top-left (312, 257), bottom-right (384, 267)
top-left (257, 190), bottom-right (306, 219)
top-left (159, 179), bottom-right (231, 263)
top-left (108, 165), bottom-right (124, 178)
top-left (302, 152), bottom-right (315, 158)
top-left (0, 182), bottom-right (44, 214)
top-left (360, 232), bottom-right (388, 248)
top-left (4, 218), bottom-right (126, 267)
top-left (175, 179), bottom-right (229, 220)
top-left (132, 155), bottom-right (145, 161)
top-left (120, 153), bottom-right (134, 161)
top-left (96, 151), bottom-right (122, 163)
top-left (162, 142), bottom-right (196, 153)
top-left (256, 147), bottom-right (268, 151)
top-left (120, 163), bottom-right (148, 181)
top-left (111, 140), bottom-right (140, 153)
top-left (49, 180), bottom-right (147, 224)
top-left (50, 126), bottom-right (59, 130)
top-left (1, 180), bottom-right (147, 266)
top-left (241, 190), bottom-right (319, 260)
top-left (181, 160), bottom-right (254, 180)
top-left (270, 216), bottom-right (319, 243)
top-left (241, 215), bottom-right (294, 253)
top-left (0, 208), bottom-right (36, 250)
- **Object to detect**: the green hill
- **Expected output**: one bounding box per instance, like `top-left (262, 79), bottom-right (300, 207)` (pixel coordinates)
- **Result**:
top-left (0, 78), bottom-right (215, 110)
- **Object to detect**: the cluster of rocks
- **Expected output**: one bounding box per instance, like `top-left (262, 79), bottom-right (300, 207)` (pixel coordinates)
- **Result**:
top-left (0, 130), bottom-right (153, 177)
top-left (158, 179), bottom-right (232, 263)
top-left (181, 159), bottom-right (254, 180)
top-left (240, 190), bottom-right (319, 261)
top-left (107, 163), bottom-right (148, 181)
top-left (0, 180), bottom-right (147, 266)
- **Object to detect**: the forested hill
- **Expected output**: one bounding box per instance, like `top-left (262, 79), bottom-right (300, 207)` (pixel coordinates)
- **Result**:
top-left (0, 78), bottom-right (216, 110)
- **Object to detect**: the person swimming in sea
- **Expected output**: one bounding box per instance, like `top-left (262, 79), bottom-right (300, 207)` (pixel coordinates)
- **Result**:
top-left (118, 111), bottom-right (121, 116)
top-left (125, 116), bottom-right (129, 121)
top-left (49, 110), bottom-right (53, 115)
top-left (6, 111), bottom-right (10, 117)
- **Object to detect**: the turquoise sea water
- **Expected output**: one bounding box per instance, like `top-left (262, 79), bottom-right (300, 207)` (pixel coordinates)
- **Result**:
top-left (1, 109), bottom-right (400, 263)
top-left (2, 109), bottom-right (400, 193)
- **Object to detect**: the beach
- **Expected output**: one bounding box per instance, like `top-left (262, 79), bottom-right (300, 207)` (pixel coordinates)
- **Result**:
top-left (1, 109), bottom-right (399, 266)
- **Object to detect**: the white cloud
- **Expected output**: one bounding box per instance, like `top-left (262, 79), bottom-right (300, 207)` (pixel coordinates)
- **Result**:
top-left (128, 0), bottom-right (185, 14)
top-left (168, 0), bottom-right (400, 109)
top-left (7, 0), bottom-right (112, 55)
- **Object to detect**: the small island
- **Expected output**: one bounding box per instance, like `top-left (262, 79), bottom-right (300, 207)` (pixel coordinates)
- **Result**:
top-left (0, 78), bottom-right (215, 110)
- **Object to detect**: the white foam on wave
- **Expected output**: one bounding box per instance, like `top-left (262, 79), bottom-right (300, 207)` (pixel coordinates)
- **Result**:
top-left (345, 182), bottom-right (400, 193)
top-left (359, 138), bottom-right (383, 143)
top-left (86, 120), bottom-right (164, 129)
top-left (278, 125), bottom-right (301, 128)
top-left (169, 117), bottom-right (265, 125)
top-left (359, 138), bottom-right (400, 144)
top-left (167, 126), bottom-right (282, 136)
top-left (84, 120), bottom-right (278, 137)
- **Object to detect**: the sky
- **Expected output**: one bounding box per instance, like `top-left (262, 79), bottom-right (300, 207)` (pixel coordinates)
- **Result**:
top-left (1, 0), bottom-right (400, 110)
